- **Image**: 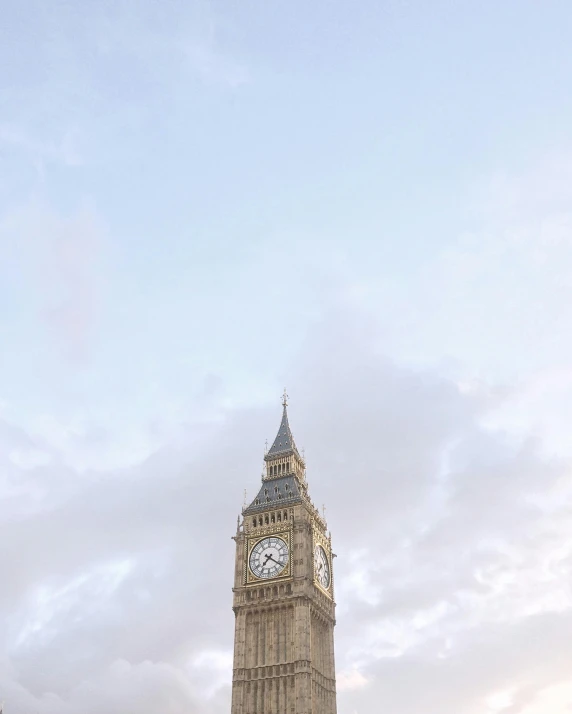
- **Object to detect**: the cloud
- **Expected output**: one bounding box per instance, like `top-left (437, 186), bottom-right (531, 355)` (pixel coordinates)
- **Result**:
top-left (1, 304), bottom-right (571, 712)
top-left (0, 199), bottom-right (106, 365)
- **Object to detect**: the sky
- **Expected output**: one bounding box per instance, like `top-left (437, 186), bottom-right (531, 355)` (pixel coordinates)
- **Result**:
top-left (1, 0), bottom-right (572, 712)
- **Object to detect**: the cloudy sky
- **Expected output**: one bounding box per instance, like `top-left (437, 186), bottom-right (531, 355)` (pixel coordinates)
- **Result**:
top-left (2, 1), bottom-right (572, 712)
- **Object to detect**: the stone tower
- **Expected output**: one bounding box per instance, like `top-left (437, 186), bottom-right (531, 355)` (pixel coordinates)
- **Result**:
top-left (231, 393), bottom-right (337, 714)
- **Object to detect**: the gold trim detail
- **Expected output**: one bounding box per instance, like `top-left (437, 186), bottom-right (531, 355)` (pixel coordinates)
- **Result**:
top-left (244, 528), bottom-right (292, 585)
top-left (313, 527), bottom-right (333, 599)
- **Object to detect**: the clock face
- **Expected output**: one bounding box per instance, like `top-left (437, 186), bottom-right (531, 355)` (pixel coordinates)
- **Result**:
top-left (314, 545), bottom-right (331, 590)
top-left (249, 536), bottom-right (289, 579)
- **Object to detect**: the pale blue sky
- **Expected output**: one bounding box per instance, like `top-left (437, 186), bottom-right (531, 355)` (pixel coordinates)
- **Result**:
top-left (3, 2), bottom-right (572, 430)
top-left (2, 2), bottom-right (572, 713)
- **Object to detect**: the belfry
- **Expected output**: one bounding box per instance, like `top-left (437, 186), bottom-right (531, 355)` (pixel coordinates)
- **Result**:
top-left (230, 393), bottom-right (337, 714)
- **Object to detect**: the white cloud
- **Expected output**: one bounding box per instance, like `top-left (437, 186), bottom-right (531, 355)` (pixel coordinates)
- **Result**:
top-left (1, 304), bottom-right (571, 712)
top-left (336, 668), bottom-right (369, 692)
top-left (9, 448), bottom-right (52, 470)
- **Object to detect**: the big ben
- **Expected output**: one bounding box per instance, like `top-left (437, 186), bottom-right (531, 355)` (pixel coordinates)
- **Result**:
top-left (231, 393), bottom-right (337, 714)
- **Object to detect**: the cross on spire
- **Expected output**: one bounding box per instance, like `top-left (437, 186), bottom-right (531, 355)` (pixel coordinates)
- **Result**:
top-left (282, 388), bottom-right (289, 408)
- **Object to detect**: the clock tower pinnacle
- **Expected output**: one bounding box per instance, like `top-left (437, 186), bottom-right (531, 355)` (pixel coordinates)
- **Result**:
top-left (231, 396), bottom-right (337, 714)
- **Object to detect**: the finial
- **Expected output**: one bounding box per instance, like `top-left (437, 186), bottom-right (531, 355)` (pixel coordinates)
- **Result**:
top-left (243, 489), bottom-right (247, 508)
top-left (282, 388), bottom-right (289, 408)
top-left (322, 504), bottom-right (327, 520)
top-left (264, 439), bottom-right (268, 455)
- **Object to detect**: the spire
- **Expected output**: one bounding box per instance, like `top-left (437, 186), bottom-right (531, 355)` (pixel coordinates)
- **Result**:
top-left (244, 391), bottom-right (306, 514)
top-left (265, 389), bottom-right (301, 460)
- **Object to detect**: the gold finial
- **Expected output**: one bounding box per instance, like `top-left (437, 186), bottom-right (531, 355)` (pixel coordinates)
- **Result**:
top-left (282, 388), bottom-right (289, 407)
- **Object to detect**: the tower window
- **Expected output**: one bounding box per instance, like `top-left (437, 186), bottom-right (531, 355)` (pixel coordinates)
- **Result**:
top-left (252, 518), bottom-right (256, 527)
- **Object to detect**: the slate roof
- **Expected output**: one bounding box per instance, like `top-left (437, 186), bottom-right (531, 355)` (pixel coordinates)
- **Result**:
top-left (266, 405), bottom-right (301, 459)
top-left (243, 474), bottom-right (303, 514)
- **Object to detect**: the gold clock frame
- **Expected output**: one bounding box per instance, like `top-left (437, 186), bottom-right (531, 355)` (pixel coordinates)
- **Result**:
top-left (244, 527), bottom-right (292, 585)
top-left (313, 528), bottom-right (333, 598)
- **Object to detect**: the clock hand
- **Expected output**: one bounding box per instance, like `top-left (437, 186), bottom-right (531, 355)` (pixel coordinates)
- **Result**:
top-left (266, 554), bottom-right (282, 566)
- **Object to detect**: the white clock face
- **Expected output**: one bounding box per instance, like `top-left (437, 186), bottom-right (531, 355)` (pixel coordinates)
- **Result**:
top-left (249, 536), bottom-right (289, 579)
top-left (314, 545), bottom-right (331, 589)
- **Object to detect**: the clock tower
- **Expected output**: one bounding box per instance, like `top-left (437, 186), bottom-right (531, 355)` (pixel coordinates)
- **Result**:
top-left (231, 393), bottom-right (337, 714)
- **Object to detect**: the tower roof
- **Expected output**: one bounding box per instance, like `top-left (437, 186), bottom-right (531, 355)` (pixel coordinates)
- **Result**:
top-left (265, 391), bottom-right (301, 460)
top-left (243, 474), bottom-right (302, 514)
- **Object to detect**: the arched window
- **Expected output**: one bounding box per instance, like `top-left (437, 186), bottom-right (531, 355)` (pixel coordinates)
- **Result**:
top-left (252, 518), bottom-right (256, 527)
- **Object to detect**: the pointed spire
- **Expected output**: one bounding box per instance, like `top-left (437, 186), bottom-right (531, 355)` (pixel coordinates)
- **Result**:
top-left (265, 389), bottom-right (301, 460)
top-left (244, 391), bottom-right (307, 514)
